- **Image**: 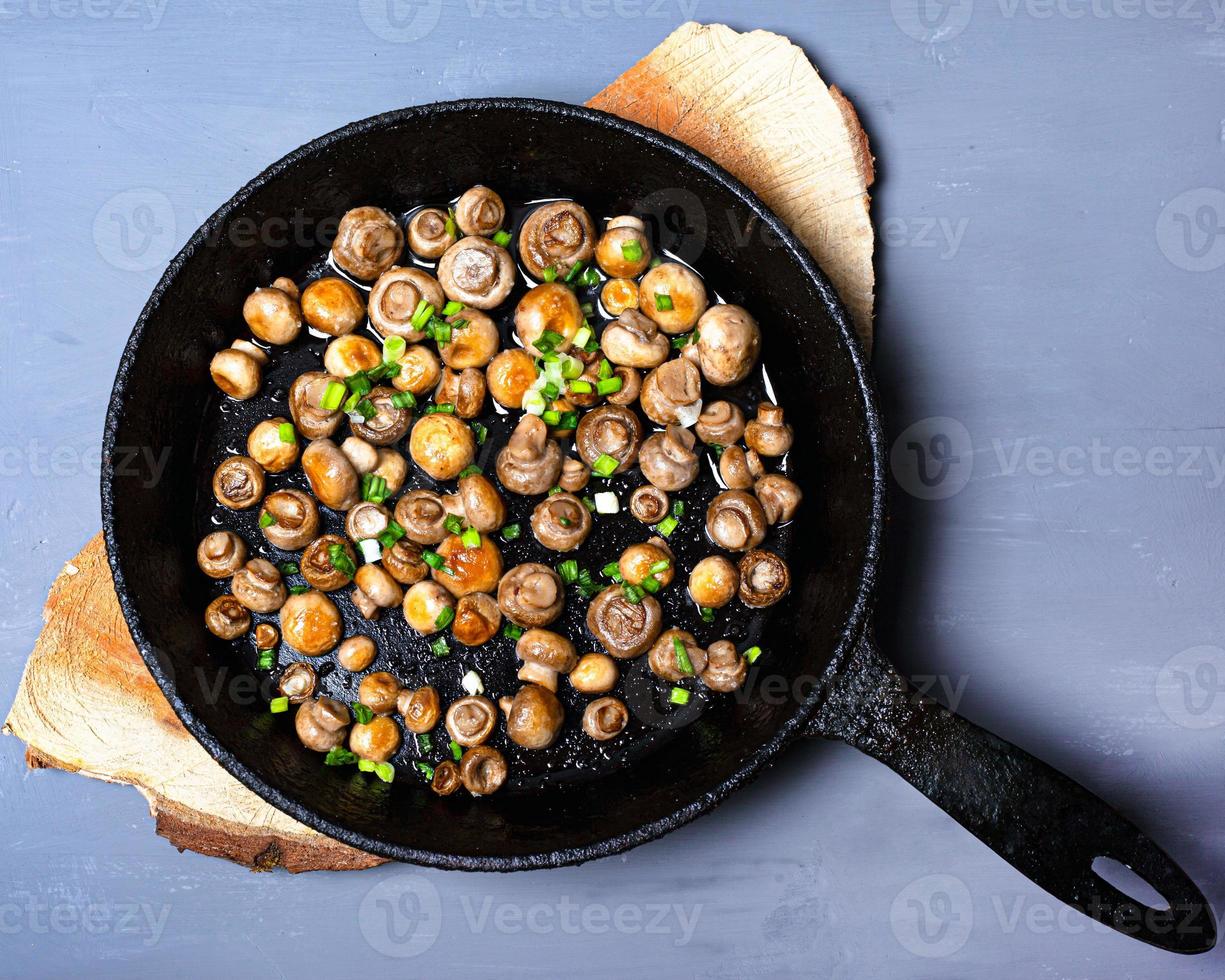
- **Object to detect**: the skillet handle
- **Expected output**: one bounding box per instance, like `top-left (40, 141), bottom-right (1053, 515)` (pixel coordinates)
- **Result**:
top-left (807, 630), bottom-right (1216, 954)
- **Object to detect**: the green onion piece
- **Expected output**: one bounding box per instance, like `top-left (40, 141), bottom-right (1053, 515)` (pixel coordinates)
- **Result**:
top-left (582, 267), bottom-right (601, 287)
top-left (342, 390), bottom-right (361, 414)
top-left (598, 358), bottom-right (614, 380)
top-left (450, 739), bottom-right (463, 761)
top-left (671, 333), bottom-right (692, 349)
top-left (541, 329), bottom-right (566, 349)
top-left (373, 762), bottom-right (395, 783)
top-left (417, 732), bottom-right (433, 754)
top-left (347, 371), bottom-right (373, 396)
top-left (541, 381), bottom-right (559, 402)
top-left (259, 511), bottom-right (276, 528)
top-left (358, 758), bottom-right (376, 773)
top-left (700, 606), bottom-right (715, 623)
top-left (596, 377), bottom-right (623, 397)
top-left (362, 474), bottom-right (388, 503)
top-left (278, 562), bottom-right (299, 575)
top-left (649, 256), bottom-right (662, 268)
top-left (473, 422), bottom-right (488, 445)
top-left (431, 636), bottom-right (449, 657)
top-left (592, 454), bottom-right (619, 478)
top-left (656, 515), bottom-right (678, 538)
top-left (558, 411), bottom-right (579, 430)
top-left (421, 549), bottom-right (444, 570)
top-left (327, 543), bottom-right (356, 578)
top-left (560, 356), bottom-right (584, 381)
top-left (649, 559), bottom-right (671, 575)
top-left (655, 293), bottom-right (674, 312)
top-left (744, 645), bottom-right (763, 665)
top-left (277, 422), bottom-right (296, 444)
top-left (572, 325), bottom-right (593, 349)
top-left (500, 523), bottom-right (521, 541)
top-left (391, 390), bottom-right (416, 410)
top-left (548, 486), bottom-right (562, 496)
top-left (501, 623), bottom-right (524, 641)
top-left (583, 335), bottom-right (600, 354)
top-left (620, 239), bottom-right (644, 263)
top-left (451, 318), bottom-right (469, 332)
top-left (382, 335), bottom-right (407, 363)
top-left (257, 650), bottom-right (275, 670)
top-left (410, 299), bottom-right (434, 329)
top-left (444, 514), bottom-right (464, 535)
top-left (582, 496), bottom-right (596, 512)
top-left (352, 703), bottom-right (374, 725)
top-left (458, 464), bottom-right (482, 478)
top-left (415, 761), bottom-right (435, 780)
top-left (432, 320), bottom-right (453, 345)
top-left (324, 746), bottom-right (357, 766)
top-left (442, 299), bottom-right (464, 316)
top-left (711, 443), bottom-right (725, 458)
top-left (557, 559), bottom-right (579, 584)
top-left (641, 575), bottom-right (661, 594)
top-left (542, 266), bottom-right (558, 283)
top-left (493, 229), bottom-right (512, 247)
top-left (434, 605), bottom-right (455, 630)
top-left (445, 208), bottom-right (458, 238)
top-left (269, 697), bottom-right (289, 714)
top-left (569, 379), bottom-right (594, 394)
top-left (622, 583), bottom-right (644, 604)
top-left (354, 398), bottom-right (376, 421)
top-left (288, 584), bottom-right (310, 595)
top-left (319, 380), bottom-right (345, 411)
top-left (564, 260), bottom-right (585, 284)
top-left (669, 686), bottom-right (691, 706)
top-left (541, 410), bottom-right (561, 426)
top-left (601, 561), bottom-right (620, 578)
top-left (672, 500), bottom-right (685, 517)
top-left (425, 402), bottom-right (455, 415)
top-left (377, 522), bottom-right (405, 549)
top-left (581, 302), bottom-right (594, 315)
top-left (461, 527), bottom-right (481, 549)
top-left (673, 635), bottom-right (694, 674)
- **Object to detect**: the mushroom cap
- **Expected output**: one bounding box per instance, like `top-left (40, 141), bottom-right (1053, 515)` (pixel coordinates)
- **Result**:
top-left (440, 307), bottom-right (500, 369)
top-left (390, 343), bottom-right (442, 396)
top-left (718, 445), bottom-right (764, 490)
top-left (278, 662), bottom-right (318, 703)
top-left (432, 533), bottom-right (504, 597)
top-left (354, 563), bottom-right (404, 609)
top-left (518, 200), bottom-right (597, 280)
top-left (638, 426), bottom-right (700, 492)
top-left (382, 539), bottom-right (428, 586)
top-left (585, 586), bottom-right (662, 659)
top-left (247, 417), bottom-right (300, 473)
top-left (407, 207), bottom-right (456, 260)
top-left (204, 594), bottom-right (250, 640)
top-left (516, 628), bottom-right (579, 673)
top-left (687, 555), bottom-right (740, 609)
top-left (210, 348), bottom-right (262, 401)
top-left (705, 490), bottom-right (768, 552)
top-left (445, 695), bottom-right (498, 747)
top-left (196, 531), bottom-right (247, 579)
top-left (289, 371), bottom-right (344, 440)
top-left (600, 310), bottom-right (670, 369)
top-left (486, 348), bottom-right (538, 409)
top-left (506, 684), bottom-right (565, 750)
top-left (323, 334), bottom-right (382, 379)
top-left (595, 218), bottom-right (653, 279)
top-left (755, 473), bottom-right (802, 524)
top-left (569, 652), bottom-right (619, 694)
top-left (301, 277), bottom-right (365, 337)
top-left (295, 697), bottom-right (349, 752)
top-left (349, 715), bottom-right (402, 763)
top-left (300, 534), bottom-right (356, 592)
top-left (436, 236), bottom-right (515, 310)
top-left (430, 760), bottom-right (462, 796)
top-left (402, 580), bottom-right (456, 634)
top-left (399, 685), bottom-right (441, 734)
top-left (695, 304), bottom-right (761, 386)
top-left (530, 492), bottom-right (593, 552)
top-left (600, 277), bottom-right (639, 316)
top-left (638, 263), bottom-right (708, 334)
top-left (738, 550), bottom-right (791, 608)
top-left (368, 266), bottom-right (445, 341)
top-left (260, 489), bottom-right (321, 551)
top-left (278, 590), bottom-right (342, 656)
top-left (340, 436), bottom-right (379, 475)
top-left (574, 405), bottom-right (643, 475)
top-left (301, 438), bottom-right (360, 510)
top-left (434, 366), bottom-right (486, 419)
top-left (459, 745), bottom-right (507, 795)
top-left (618, 542), bottom-right (674, 588)
top-left (648, 628), bottom-right (708, 682)
top-left (456, 474), bottom-right (506, 532)
top-left (332, 205), bottom-right (404, 280)
top-left (243, 285), bottom-right (302, 345)
top-left (408, 414), bottom-right (476, 481)
top-left (454, 185), bottom-right (506, 238)
top-left (231, 558), bottom-right (288, 613)
top-left (640, 358), bottom-right (703, 428)
top-left (695, 401), bottom-right (746, 446)
top-left (514, 282), bottom-right (584, 357)
top-left (497, 563), bottom-right (565, 627)
top-left (351, 386), bottom-right (413, 446)
top-left (358, 672), bottom-right (402, 715)
top-left (582, 696), bottom-right (629, 741)
top-left (607, 366), bottom-right (642, 408)
top-left (495, 415), bottom-right (564, 495)
top-left (212, 455), bottom-right (265, 510)
top-left (628, 485), bottom-right (670, 524)
top-left (337, 635), bottom-right (377, 672)
top-left (394, 490), bottom-right (450, 545)
top-left (701, 640), bottom-right (748, 692)
top-left (452, 592), bottom-right (502, 646)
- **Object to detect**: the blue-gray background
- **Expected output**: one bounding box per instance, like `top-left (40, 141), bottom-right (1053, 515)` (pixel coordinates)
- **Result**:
top-left (2, 1), bottom-right (1224, 976)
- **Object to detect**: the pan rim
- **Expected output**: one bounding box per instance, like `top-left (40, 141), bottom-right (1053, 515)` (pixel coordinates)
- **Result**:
top-left (101, 96), bottom-right (886, 870)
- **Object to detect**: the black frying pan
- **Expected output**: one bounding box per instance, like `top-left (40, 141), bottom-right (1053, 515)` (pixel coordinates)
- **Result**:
top-left (101, 98), bottom-right (1214, 954)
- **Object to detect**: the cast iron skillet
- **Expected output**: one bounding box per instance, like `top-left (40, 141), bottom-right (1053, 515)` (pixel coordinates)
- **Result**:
top-left (102, 98), bottom-right (1214, 953)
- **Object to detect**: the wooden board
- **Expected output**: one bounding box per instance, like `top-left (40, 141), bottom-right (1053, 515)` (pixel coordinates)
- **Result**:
top-left (2, 21), bottom-right (875, 872)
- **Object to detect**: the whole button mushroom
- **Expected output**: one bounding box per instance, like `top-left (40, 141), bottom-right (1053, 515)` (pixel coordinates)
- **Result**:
top-left (279, 590), bottom-right (343, 656)
top-left (706, 490), bottom-right (768, 553)
top-left (607, 366), bottom-right (642, 407)
top-left (719, 445), bottom-right (765, 490)
top-left (595, 215), bottom-right (653, 279)
top-left (600, 277), bottom-right (639, 316)
top-left (210, 348), bottom-right (262, 401)
top-left (756, 473), bottom-right (803, 524)
top-left (518, 200), bottom-right (597, 280)
top-left (382, 539), bottom-right (428, 586)
top-left (496, 415), bottom-right (563, 495)
top-left (260, 489), bottom-right (321, 551)
top-left (459, 745), bottom-right (507, 796)
top-left (301, 277), bottom-right (365, 337)
top-left (350, 716), bottom-right (401, 763)
top-left (352, 564), bottom-right (404, 619)
top-left (247, 417), bottom-right (299, 473)
top-left (497, 563), bottom-right (565, 627)
top-left (600, 309), bottom-right (670, 369)
top-left (331, 205), bottom-right (404, 280)
top-left (352, 386), bottom-right (413, 446)
top-left (436, 236), bottom-right (515, 309)
top-left (695, 401), bottom-right (746, 447)
top-left (302, 438), bottom-right (360, 511)
top-left (197, 531), bottom-right (247, 579)
top-left (402, 580), bottom-right (456, 635)
top-left (738, 550), bottom-right (791, 608)
top-left (445, 695), bottom-right (498, 747)
top-left (431, 761), bottom-right (462, 796)
top-left (559, 458), bottom-right (590, 493)
top-left (337, 635), bottom-right (377, 672)
top-left (648, 628), bottom-right (708, 683)
top-left (231, 559), bottom-right (288, 613)
top-left (253, 621), bottom-right (278, 649)
top-left (399, 685), bottom-right (441, 734)
top-left (585, 585), bottom-right (662, 659)
top-left (212, 456), bottom-right (265, 510)
top-left (358, 672), bottom-right (402, 716)
top-left (628, 485), bottom-right (669, 525)
top-left (452, 593), bottom-right (502, 646)
top-left (407, 207), bottom-right (457, 260)
top-left (300, 534), bottom-right (356, 592)
top-left (323, 334), bottom-right (382, 378)
top-left (618, 541), bottom-right (674, 588)
top-left (638, 262), bottom-right (708, 334)
top-left (575, 405), bottom-right (643, 475)
top-left (456, 473), bottom-right (506, 533)
top-left (745, 403), bottom-right (794, 457)
top-left (395, 490), bottom-right (450, 545)
top-left (205, 595), bottom-right (250, 640)
top-left (289, 371), bottom-right (345, 440)
top-left (582, 697), bottom-right (630, 741)
top-left (278, 662), bottom-right (318, 703)
top-left (569, 652), bottom-right (619, 695)
top-left (530, 493), bottom-right (592, 552)
top-left (295, 697), bottom-right (349, 753)
top-left (434, 367), bottom-right (486, 419)
top-left (514, 282), bottom-right (583, 356)
top-left (505, 684), bottom-right (565, 750)
top-left (440, 307), bottom-right (500, 369)
top-left (454, 185), bottom-right (506, 238)
top-left (345, 501), bottom-right (391, 544)
top-left (391, 344), bottom-right (442, 396)
top-left (341, 436), bottom-right (379, 475)
top-left (688, 555), bottom-right (740, 609)
top-left (695, 305), bottom-right (762, 386)
top-left (409, 414), bottom-right (476, 481)
top-left (515, 629), bottom-right (578, 691)
top-left (243, 281), bottom-right (302, 345)
top-left (640, 359), bottom-right (703, 428)
top-left (368, 267), bottom-right (445, 341)
top-left (486, 349), bottom-right (537, 409)
top-left (701, 640), bottom-right (748, 692)
top-left (432, 533), bottom-right (503, 597)
top-left (639, 426), bottom-right (701, 492)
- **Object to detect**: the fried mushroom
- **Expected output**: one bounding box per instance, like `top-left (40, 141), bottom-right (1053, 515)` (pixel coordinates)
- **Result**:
top-left (432, 533), bottom-right (503, 597)
top-left (497, 563), bottom-right (564, 627)
top-left (368, 267), bottom-right (446, 341)
top-left (582, 697), bottom-right (629, 741)
top-left (628, 485), bottom-right (669, 524)
top-left (332, 205), bottom-right (404, 280)
top-left (585, 586), bottom-right (662, 659)
top-left (454, 185), bottom-right (506, 238)
top-left (457, 473), bottom-right (506, 532)
top-left (496, 415), bottom-right (563, 495)
top-left (243, 282), bottom-right (302, 345)
top-left (440, 307), bottom-right (500, 369)
top-left (648, 628), bottom-right (708, 683)
top-left (205, 595), bottom-right (249, 640)
top-left (755, 473), bottom-right (802, 524)
top-left (569, 652), bottom-right (618, 695)
top-left (514, 282), bottom-right (583, 356)
top-left (518, 200), bottom-right (597, 280)
top-left (260, 489), bottom-right (320, 550)
top-left (738, 550), bottom-right (791, 608)
top-left (600, 309), bottom-right (670, 369)
top-left (337, 635), bottom-right (377, 672)
top-left (446, 695), bottom-right (498, 747)
top-left (486, 348), bottom-right (537, 409)
top-left (301, 438), bottom-right (360, 510)
top-left (459, 745), bottom-right (507, 795)
top-left (559, 457), bottom-right (589, 493)
top-left (300, 534), bottom-right (356, 592)
top-left (505, 684), bottom-right (564, 750)
top-left (407, 207), bottom-right (456, 260)
top-left (452, 593), bottom-right (502, 646)
top-left (351, 386), bottom-right (413, 445)
top-left (436, 236), bottom-right (515, 309)
top-left (352, 564), bottom-right (404, 619)
top-left (640, 358), bottom-right (703, 427)
top-left (382, 539), bottom-right (428, 586)
top-left (595, 215), bottom-right (653, 278)
top-left (638, 426), bottom-right (700, 491)
top-left (231, 558), bottom-right (288, 613)
top-left (434, 367), bottom-right (486, 419)
top-left (196, 531), bottom-right (247, 579)
top-left (289, 371), bottom-right (344, 440)
top-left (399, 685), bottom-right (441, 734)
top-left (295, 697), bottom-right (349, 752)
top-left (395, 490), bottom-right (450, 545)
top-left (687, 555), bottom-right (739, 609)
top-left (349, 716), bottom-right (401, 763)
top-left (391, 343), bottom-right (442, 395)
top-left (247, 417), bottom-right (299, 473)
top-left (278, 662), bottom-right (317, 703)
top-left (700, 640), bottom-right (748, 692)
top-left (323, 334), bottom-right (382, 378)
top-left (696, 401), bottom-right (746, 447)
top-left (279, 590), bottom-right (343, 656)
top-left (574, 405), bottom-right (642, 475)
top-left (745, 403), bottom-right (794, 457)
top-left (210, 348), bottom-right (262, 400)
top-left (301, 277), bottom-right (365, 337)
top-left (358, 671), bottom-right (402, 716)
top-left (212, 455), bottom-right (265, 510)
top-left (408, 414), bottom-right (476, 481)
top-left (515, 629), bottom-right (578, 691)
top-left (706, 490), bottom-right (768, 552)
top-left (530, 493), bottom-right (592, 552)
top-left (695, 304), bottom-right (761, 386)
top-left (402, 580), bottom-right (456, 634)
top-left (638, 262), bottom-right (707, 334)
top-left (719, 445), bottom-right (765, 490)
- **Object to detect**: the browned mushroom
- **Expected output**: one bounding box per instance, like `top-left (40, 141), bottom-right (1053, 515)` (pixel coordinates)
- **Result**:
top-left (205, 595), bottom-right (250, 640)
top-left (407, 207), bottom-right (456, 260)
top-left (440, 307), bottom-right (500, 369)
top-left (212, 455), bottom-right (265, 510)
top-left (247, 417), bottom-right (299, 473)
top-left (575, 405), bottom-right (642, 475)
top-left (434, 367), bottom-right (486, 419)
top-left (638, 262), bottom-right (707, 334)
top-left (496, 415), bottom-right (563, 495)
top-left (738, 550), bottom-right (791, 607)
top-left (595, 215), bottom-right (653, 278)
top-left (301, 534), bottom-right (356, 592)
top-left (279, 590), bottom-right (343, 656)
top-left (719, 445), bottom-right (765, 490)
top-left (569, 652), bottom-right (619, 694)
top-left (518, 200), bottom-right (597, 280)
top-left (323, 334), bottom-right (382, 379)
top-left (431, 760), bottom-right (462, 795)
top-left (353, 564), bottom-right (404, 619)
top-left (486, 348), bottom-right (537, 409)
top-left (694, 305), bottom-right (761, 386)
top-left (349, 716), bottom-right (401, 763)
top-left (586, 586), bottom-right (662, 659)
top-left (628, 485), bottom-right (670, 524)
top-left (505, 684), bottom-right (565, 749)
top-left (358, 672), bottom-right (402, 715)
top-left (278, 662), bottom-right (317, 703)
top-left (639, 426), bottom-right (700, 491)
top-left (332, 206), bottom-right (403, 280)
top-left (514, 282), bottom-right (583, 356)
top-left (618, 541), bottom-right (674, 588)
top-left (337, 635), bottom-right (377, 672)
top-left (231, 559), bottom-right (288, 613)
top-left (701, 640), bottom-right (748, 692)
top-left (347, 386), bottom-right (409, 446)
top-left (341, 435), bottom-right (380, 474)
top-left (373, 448), bottom-right (408, 496)
top-left (254, 621), bottom-right (279, 649)
top-left (515, 628), bottom-right (578, 691)
top-left (394, 490), bottom-right (450, 545)
top-left (582, 697), bottom-right (629, 741)
top-left (301, 277), bottom-right (365, 336)
top-left (454, 185), bottom-right (506, 238)
top-left (399, 685), bottom-right (441, 734)
top-left (558, 458), bottom-right (590, 493)
top-left (447, 474), bottom-right (500, 533)
top-left (432, 533), bottom-right (503, 597)
top-left (459, 745), bottom-right (507, 795)
top-left (706, 490), bottom-right (768, 552)
top-left (436, 236), bottom-right (515, 309)
top-left (408, 414), bottom-right (476, 481)
top-left (600, 277), bottom-right (639, 316)
top-left (382, 539), bottom-right (428, 586)
top-left (344, 501), bottom-right (391, 543)
top-left (755, 473), bottom-right (802, 524)
top-left (301, 438), bottom-right (360, 510)
top-left (294, 697), bottom-right (349, 752)
top-left (446, 695), bottom-right (498, 747)
top-left (688, 555), bottom-right (740, 609)
top-left (607, 366), bottom-right (642, 408)
top-left (402, 580), bottom-right (456, 634)
top-left (289, 371), bottom-right (344, 440)
top-left (696, 401), bottom-right (746, 447)
top-left (745, 403), bottom-right (794, 457)
top-left (640, 359), bottom-right (703, 427)
top-left (197, 531), bottom-right (247, 579)
top-left (530, 493), bottom-right (592, 552)
top-left (648, 628), bottom-right (708, 683)
top-left (210, 348), bottom-right (262, 400)
top-left (452, 593), bottom-right (502, 646)
top-left (600, 309), bottom-right (670, 369)
top-left (391, 343), bottom-right (442, 396)
top-left (498, 563), bottom-right (564, 627)
top-left (368, 267), bottom-right (445, 341)
top-left (243, 281), bottom-right (302, 345)
top-left (259, 489), bottom-right (320, 551)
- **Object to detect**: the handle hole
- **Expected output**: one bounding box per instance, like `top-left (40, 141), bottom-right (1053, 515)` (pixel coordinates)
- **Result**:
top-left (1091, 856), bottom-right (1171, 911)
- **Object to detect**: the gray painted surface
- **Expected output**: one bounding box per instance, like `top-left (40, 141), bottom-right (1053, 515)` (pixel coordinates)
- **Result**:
top-left (2, 1), bottom-right (1224, 976)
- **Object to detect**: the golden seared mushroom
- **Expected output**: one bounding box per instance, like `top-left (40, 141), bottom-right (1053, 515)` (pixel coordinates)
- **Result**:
top-left (247, 417), bottom-right (299, 473)
top-left (373, 448), bottom-right (409, 496)
top-left (210, 348), bottom-right (263, 400)
top-left (231, 559), bottom-right (288, 613)
top-left (719, 445), bottom-right (765, 490)
top-left (515, 628), bottom-right (578, 691)
top-left (583, 697), bottom-right (630, 741)
top-left (279, 590), bottom-right (343, 656)
top-left (436, 236), bottom-right (515, 309)
top-left (407, 207), bottom-right (457, 259)
top-left (575, 405), bottom-right (643, 475)
top-left (595, 215), bottom-right (653, 278)
top-left (340, 436), bottom-right (379, 474)
top-left (600, 309), bottom-right (670, 369)
top-left (569, 652), bottom-right (619, 695)
top-left (337, 635), bottom-right (377, 672)
top-left (440, 307), bottom-right (499, 369)
top-left (278, 662), bottom-right (317, 703)
top-left (197, 531), bottom-right (247, 578)
top-left (459, 745), bottom-right (507, 795)
top-left (638, 262), bottom-right (708, 334)
top-left (586, 585), bottom-right (662, 659)
top-left (688, 555), bottom-right (740, 609)
top-left (496, 415), bottom-right (563, 495)
top-left (446, 695), bottom-right (498, 747)
top-left (530, 493), bottom-right (592, 552)
top-left (629, 486), bottom-right (670, 525)
top-left (600, 277), bottom-right (639, 316)
top-left (434, 367), bottom-right (486, 419)
top-left (243, 281), bottom-right (302, 345)
top-left (368, 267), bottom-right (445, 341)
top-left (399, 685), bottom-right (441, 734)
top-left (352, 564), bottom-right (404, 620)
top-left (394, 490), bottom-right (450, 545)
top-left (559, 457), bottom-right (589, 493)
top-left (756, 473), bottom-right (802, 524)
top-left (639, 426), bottom-right (700, 492)
top-left (391, 343), bottom-right (442, 396)
top-left (738, 550), bottom-right (791, 608)
top-left (301, 277), bottom-right (365, 337)
top-left (505, 684), bottom-right (565, 750)
top-left (649, 628), bottom-right (708, 683)
top-left (498, 563), bottom-right (565, 627)
top-left (295, 697), bottom-right (349, 753)
top-left (745, 403), bottom-right (794, 457)
top-left (230, 338), bottom-right (270, 366)
top-left (260, 489), bottom-right (320, 550)
top-left (518, 200), bottom-right (597, 280)
top-left (701, 640), bottom-right (748, 692)
top-left (640, 358), bottom-right (703, 427)
top-left (513, 282), bottom-right (583, 356)
top-left (382, 539), bottom-right (428, 586)
top-left (452, 593), bottom-right (502, 646)
top-left (402, 580), bottom-right (456, 634)
top-left (332, 205), bottom-right (404, 280)
top-left (696, 401), bottom-right (746, 447)
top-left (302, 438), bottom-right (360, 510)
top-left (607, 366), bottom-right (642, 407)
top-left (350, 715), bottom-right (401, 763)
top-left (323, 334), bottom-right (382, 378)
top-left (486, 348), bottom-right (537, 409)
top-left (289, 371), bottom-right (345, 440)
top-left (358, 671), bottom-right (402, 715)
top-left (352, 386), bottom-right (413, 446)
top-left (301, 534), bottom-right (356, 592)
top-left (408, 414), bottom-right (476, 481)
top-left (345, 501), bottom-right (391, 544)
top-left (431, 761), bottom-right (462, 796)
top-left (456, 473), bottom-right (506, 532)
top-left (253, 621), bottom-right (279, 649)
top-left (695, 304), bottom-right (761, 386)
top-left (212, 455), bottom-right (265, 510)
top-left (618, 541), bottom-right (674, 588)
top-left (205, 595), bottom-right (250, 640)
top-left (706, 490), bottom-right (768, 552)
top-left (432, 533), bottom-right (503, 597)
top-left (454, 185), bottom-right (506, 238)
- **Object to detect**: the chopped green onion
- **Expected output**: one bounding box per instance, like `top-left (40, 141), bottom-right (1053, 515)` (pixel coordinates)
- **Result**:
top-left (461, 527), bottom-right (481, 549)
top-left (347, 371), bottom-right (373, 396)
top-left (583, 335), bottom-right (600, 354)
top-left (548, 486), bottom-right (563, 495)
top-left (450, 739), bottom-right (463, 761)
top-left (377, 521), bottom-right (406, 549)
top-left (558, 411), bottom-right (579, 430)
top-left (352, 703), bottom-right (374, 725)
top-left (434, 605), bottom-right (455, 630)
top-left (700, 606), bottom-right (715, 623)
top-left (564, 260), bottom-right (585, 283)
top-left (522, 389), bottom-right (547, 416)
top-left (601, 561), bottom-right (621, 578)
top-left (415, 761), bottom-right (435, 780)
top-left (288, 584), bottom-right (310, 595)
top-left (672, 500), bottom-right (685, 518)
top-left (621, 239), bottom-right (644, 263)
top-left (673, 635), bottom-right (694, 674)
top-left (595, 377), bottom-right (623, 397)
top-left (581, 267), bottom-right (601, 287)
top-left (501, 623), bottom-right (524, 641)
top-left (358, 758), bottom-right (376, 773)
top-left (500, 523), bottom-right (521, 541)
top-left (259, 511), bottom-right (276, 528)
top-left (569, 379), bottom-right (594, 394)
top-left (324, 746), bottom-right (357, 766)
top-left (493, 229), bottom-right (512, 247)
top-left (362, 474), bottom-right (388, 504)
top-left (278, 562), bottom-right (299, 575)
top-left (444, 514), bottom-right (464, 535)
top-left (373, 762), bottom-right (395, 783)
top-left (421, 549), bottom-right (444, 570)
top-left (648, 559), bottom-right (671, 575)
top-left (576, 569), bottom-right (600, 598)
top-left (319, 380), bottom-right (345, 411)
top-left (581, 302), bottom-right (594, 315)
top-left (560, 355), bottom-right (584, 381)
top-left (541, 410), bottom-right (561, 426)
top-left (542, 266), bottom-right (558, 283)
top-left (582, 496), bottom-right (596, 512)
top-left (649, 256), bottom-right (662, 268)
top-left (342, 390), bottom-right (361, 414)
top-left (417, 732), bottom-right (433, 753)
top-left (541, 329), bottom-right (566, 349)
top-left (744, 645), bottom-right (763, 665)
top-left (572, 325), bottom-right (593, 350)
top-left (269, 697), bottom-right (289, 714)
top-left (641, 575), bottom-right (661, 594)
top-left (473, 422), bottom-right (488, 445)
top-left (431, 636), bottom-right (449, 657)
top-left (327, 543), bottom-right (355, 578)
top-left (353, 398), bottom-right (376, 421)
top-left (458, 464), bottom-right (482, 478)
top-left (445, 208), bottom-right (458, 238)
top-left (257, 649), bottom-right (275, 670)
top-left (382, 335), bottom-right (406, 362)
top-left (711, 443), bottom-right (725, 458)
top-left (557, 559), bottom-right (579, 584)
top-left (431, 320), bottom-right (453, 345)
top-left (410, 300), bottom-right (434, 330)
top-left (451, 318), bottom-right (469, 332)
top-left (443, 299), bottom-right (464, 316)
top-left (425, 402), bottom-right (455, 415)
top-left (655, 293), bottom-right (674, 312)
top-left (598, 358), bottom-right (613, 380)
top-left (592, 453), bottom-right (619, 478)
top-left (669, 686), bottom-right (691, 706)
top-left (656, 515), bottom-right (678, 538)
top-left (541, 381), bottom-right (560, 402)
top-left (390, 390), bottom-right (416, 410)
top-left (622, 583), bottom-right (644, 604)
top-left (277, 422), bottom-right (296, 444)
